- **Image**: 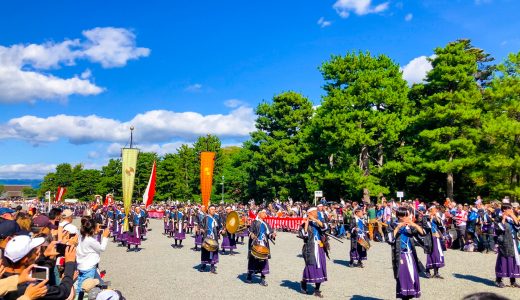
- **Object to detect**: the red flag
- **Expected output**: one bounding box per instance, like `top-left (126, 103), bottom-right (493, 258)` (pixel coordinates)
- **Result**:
top-left (56, 187), bottom-right (67, 202)
top-left (103, 194), bottom-right (113, 207)
top-left (142, 161), bottom-right (157, 208)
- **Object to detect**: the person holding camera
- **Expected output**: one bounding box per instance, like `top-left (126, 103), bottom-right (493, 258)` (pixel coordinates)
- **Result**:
top-left (76, 216), bottom-right (109, 295)
top-left (1, 235), bottom-right (77, 299)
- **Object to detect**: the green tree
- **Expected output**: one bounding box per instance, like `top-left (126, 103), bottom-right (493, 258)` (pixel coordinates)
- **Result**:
top-left (481, 52), bottom-right (520, 200)
top-left (22, 187), bottom-right (38, 198)
top-left (96, 159), bottom-right (122, 200)
top-left (71, 169), bottom-right (101, 201)
top-left (248, 91), bottom-right (314, 201)
top-left (412, 40), bottom-right (484, 200)
top-left (308, 51), bottom-right (410, 201)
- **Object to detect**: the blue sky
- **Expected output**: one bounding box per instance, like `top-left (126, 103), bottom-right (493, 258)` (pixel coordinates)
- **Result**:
top-left (1, 0), bottom-right (519, 179)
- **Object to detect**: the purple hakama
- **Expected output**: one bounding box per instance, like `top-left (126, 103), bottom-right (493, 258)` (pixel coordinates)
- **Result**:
top-left (194, 234), bottom-right (203, 246)
top-left (426, 236), bottom-right (445, 269)
top-left (396, 251), bottom-right (421, 299)
top-left (174, 232), bottom-right (186, 240)
top-left (495, 253), bottom-right (520, 278)
top-left (127, 226), bottom-right (141, 246)
top-left (201, 248), bottom-right (219, 265)
top-left (302, 246), bottom-right (327, 283)
top-left (248, 257), bottom-right (269, 275)
top-left (350, 244), bottom-right (367, 262)
top-left (221, 235), bottom-right (237, 250)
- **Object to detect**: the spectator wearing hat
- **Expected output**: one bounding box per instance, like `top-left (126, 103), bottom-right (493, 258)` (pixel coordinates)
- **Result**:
top-left (1, 235), bottom-right (77, 299)
top-left (59, 209), bottom-right (74, 228)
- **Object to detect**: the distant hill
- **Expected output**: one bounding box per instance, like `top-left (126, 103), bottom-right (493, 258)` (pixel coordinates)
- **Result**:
top-left (0, 179), bottom-right (42, 188)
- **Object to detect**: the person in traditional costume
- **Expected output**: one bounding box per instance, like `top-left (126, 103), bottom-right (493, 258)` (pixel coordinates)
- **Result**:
top-left (127, 206), bottom-right (143, 251)
top-left (494, 203), bottom-right (520, 288)
top-left (187, 207), bottom-right (196, 234)
top-left (350, 207), bottom-right (368, 268)
top-left (391, 207), bottom-right (425, 299)
top-left (220, 206), bottom-right (237, 255)
top-left (199, 205), bottom-right (220, 274)
top-left (173, 205), bottom-right (186, 247)
top-left (481, 206), bottom-right (496, 254)
top-left (246, 209), bottom-right (275, 286)
top-left (421, 205), bottom-right (445, 279)
top-left (193, 205), bottom-right (206, 251)
top-left (163, 206), bottom-right (171, 235)
top-left (299, 207), bottom-right (328, 298)
top-left (168, 206), bottom-right (176, 238)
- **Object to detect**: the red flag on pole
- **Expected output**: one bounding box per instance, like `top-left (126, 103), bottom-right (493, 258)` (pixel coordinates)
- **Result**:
top-left (142, 161), bottom-right (157, 208)
top-left (56, 187), bottom-right (67, 202)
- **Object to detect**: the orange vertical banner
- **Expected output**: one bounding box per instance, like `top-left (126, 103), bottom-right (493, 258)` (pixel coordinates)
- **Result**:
top-left (200, 151), bottom-right (215, 208)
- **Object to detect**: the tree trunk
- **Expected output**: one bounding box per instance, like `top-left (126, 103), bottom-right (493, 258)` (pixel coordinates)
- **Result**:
top-left (447, 172), bottom-right (454, 201)
top-left (359, 145), bottom-right (370, 176)
top-left (359, 145), bottom-right (370, 202)
top-left (377, 144), bottom-right (384, 167)
top-left (363, 188), bottom-right (370, 203)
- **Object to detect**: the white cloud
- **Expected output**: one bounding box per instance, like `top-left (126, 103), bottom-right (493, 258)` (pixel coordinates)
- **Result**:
top-left (405, 13), bottom-right (413, 21)
top-left (317, 17), bottom-right (332, 28)
top-left (224, 99), bottom-right (245, 108)
top-left (0, 27), bottom-right (149, 103)
top-left (185, 83), bottom-right (202, 92)
top-left (0, 67), bottom-right (103, 103)
top-left (0, 163), bottom-right (57, 179)
top-left (0, 105), bottom-right (256, 145)
top-left (333, 0), bottom-right (389, 18)
top-left (82, 27), bottom-right (150, 68)
top-left (401, 55), bottom-right (433, 85)
top-left (87, 151), bottom-right (100, 159)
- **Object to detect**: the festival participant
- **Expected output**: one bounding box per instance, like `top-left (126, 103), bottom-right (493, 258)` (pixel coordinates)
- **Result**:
top-left (186, 207), bottom-right (195, 234)
top-left (494, 203), bottom-right (520, 288)
top-left (127, 206), bottom-right (143, 251)
top-left (173, 205), bottom-right (186, 248)
top-left (299, 207), bottom-right (328, 298)
top-left (481, 206), bottom-right (496, 254)
top-left (391, 207), bottom-right (426, 299)
top-left (199, 205), bottom-right (220, 274)
top-left (193, 206), bottom-right (206, 251)
top-left (220, 206), bottom-right (237, 255)
top-left (317, 204), bottom-right (328, 223)
top-left (422, 205), bottom-right (445, 279)
top-left (349, 207), bottom-right (368, 268)
top-left (163, 206), bottom-right (171, 236)
top-left (246, 209), bottom-right (275, 286)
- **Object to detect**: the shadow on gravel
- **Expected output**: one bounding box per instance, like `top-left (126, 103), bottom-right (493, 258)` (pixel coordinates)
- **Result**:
top-left (280, 280), bottom-right (301, 293)
top-left (236, 273), bottom-right (250, 283)
top-left (453, 273), bottom-right (495, 287)
top-left (333, 259), bottom-right (350, 267)
top-left (350, 296), bottom-right (383, 300)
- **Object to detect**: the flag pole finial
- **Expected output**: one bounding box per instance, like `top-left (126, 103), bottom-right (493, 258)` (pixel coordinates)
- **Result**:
top-left (129, 126), bottom-right (135, 148)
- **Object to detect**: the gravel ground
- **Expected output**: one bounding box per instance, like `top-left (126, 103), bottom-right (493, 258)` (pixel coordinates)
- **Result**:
top-left (96, 219), bottom-right (518, 300)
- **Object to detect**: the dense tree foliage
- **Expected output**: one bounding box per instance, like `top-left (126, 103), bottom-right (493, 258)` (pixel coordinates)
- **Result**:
top-left (37, 40), bottom-right (520, 203)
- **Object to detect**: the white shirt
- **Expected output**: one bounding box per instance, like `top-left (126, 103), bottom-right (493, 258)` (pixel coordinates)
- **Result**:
top-left (77, 235), bottom-right (108, 271)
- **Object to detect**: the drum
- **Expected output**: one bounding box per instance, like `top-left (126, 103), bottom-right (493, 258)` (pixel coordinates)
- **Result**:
top-left (251, 244), bottom-right (270, 260)
top-left (357, 237), bottom-right (371, 250)
top-left (202, 238), bottom-right (218, 252)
